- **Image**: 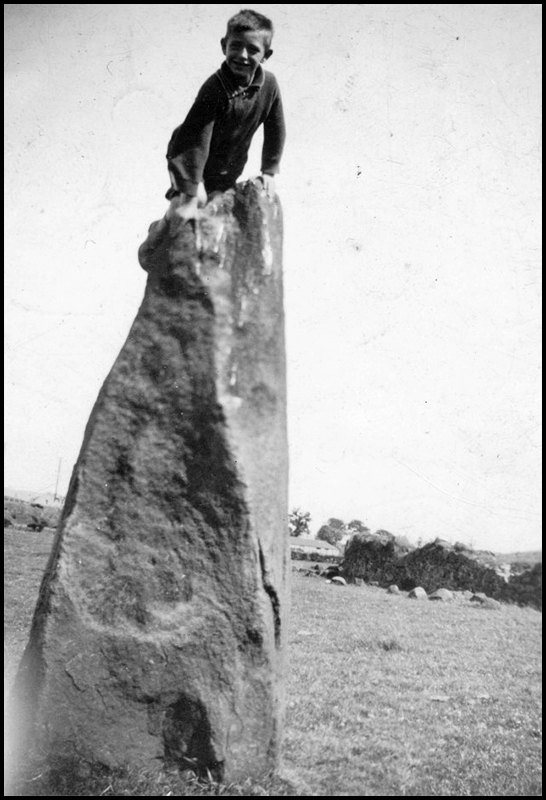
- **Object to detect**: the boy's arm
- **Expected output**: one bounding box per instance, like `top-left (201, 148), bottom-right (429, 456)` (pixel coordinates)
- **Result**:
top-left (261, 85), bottom-right (286, 188)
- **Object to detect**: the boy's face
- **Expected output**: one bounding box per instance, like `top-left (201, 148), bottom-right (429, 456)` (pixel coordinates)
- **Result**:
top-left (221, 30), bottom-right (272, 84)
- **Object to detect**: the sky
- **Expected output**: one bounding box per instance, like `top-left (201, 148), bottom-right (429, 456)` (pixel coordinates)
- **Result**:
top-left (4, 4), bottom-right (542, 552)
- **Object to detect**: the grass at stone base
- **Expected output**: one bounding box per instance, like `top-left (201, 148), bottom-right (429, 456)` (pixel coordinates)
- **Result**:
top-left (9, 764), bottom-right (298, 797)
top-left (4, 530), bottom-right (542, 796)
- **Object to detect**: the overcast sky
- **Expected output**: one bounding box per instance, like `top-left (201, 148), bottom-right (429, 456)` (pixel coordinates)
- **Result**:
top-left (4, 4), bottom-right (542, 552)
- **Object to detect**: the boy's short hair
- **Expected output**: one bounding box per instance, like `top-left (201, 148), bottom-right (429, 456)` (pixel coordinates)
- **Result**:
top-left (226, 9), bottom-right (274, 48)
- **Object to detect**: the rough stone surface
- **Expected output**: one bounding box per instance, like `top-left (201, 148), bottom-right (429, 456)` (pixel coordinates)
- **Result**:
top-left (12, 183), bottom-right (289, 783)
top-left (323, 565), bottom-right (341, 579)
top-left (409, 587), bottom-right (428, 600)
top-left (428, 588), bottom-right (454, 602)
top-left (480, 598), bottom-right (502, 611)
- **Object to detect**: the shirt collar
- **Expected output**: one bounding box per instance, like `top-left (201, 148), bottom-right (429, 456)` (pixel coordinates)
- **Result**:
top-left (217, 61), bottom-right (265, 98)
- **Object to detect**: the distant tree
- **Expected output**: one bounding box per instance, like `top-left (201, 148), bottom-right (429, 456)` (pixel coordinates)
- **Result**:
top-left (289, 508), bottom-right (311, 538)
top-left (347, 519), bottom-right (370, 534)
top-left (317, 524), bottom-right (343, 546)
top-left (327, 517), bottom-right (346, 531)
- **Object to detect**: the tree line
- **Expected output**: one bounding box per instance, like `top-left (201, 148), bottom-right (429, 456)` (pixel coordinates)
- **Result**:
top-left (289, 508), bottom-right (393, 547)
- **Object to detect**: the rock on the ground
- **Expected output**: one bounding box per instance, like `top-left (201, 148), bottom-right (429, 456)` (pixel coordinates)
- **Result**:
top-left (323, 565), bottom-right (341, 578)
top-left (428, 588), bottom-right (454, 602)
top-left (409, 587), bottom-right (428, 600)
top-left (479, 598), bottom-right (502, 610)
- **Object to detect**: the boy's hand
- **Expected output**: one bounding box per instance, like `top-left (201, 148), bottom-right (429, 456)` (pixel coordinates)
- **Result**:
top-left (257, 173), bottom-right (277, 198)
top-left (166, 194), bottom-right (200, 223)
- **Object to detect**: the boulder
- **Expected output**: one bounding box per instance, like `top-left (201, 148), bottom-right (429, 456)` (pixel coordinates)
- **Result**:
top-left (479, 598), bottom-right (502, 611)
top-left (300, 569), bottom-right (319, 578)
top-left (409, 587), bottom-right (428, 600)
top-left (10, 183), bottom-right (288, 784)
top-left (428, 588), bottom-right (454, 602)
top-left (323, 565), bottom-right (341, 578)
top-left (330, 576), bottom-right (347, 586)
top-left (387, 585), bottom-right (400, 594)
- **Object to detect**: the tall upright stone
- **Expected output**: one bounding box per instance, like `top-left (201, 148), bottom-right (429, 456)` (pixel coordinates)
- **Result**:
top-left (11, 182), bottom-right (289, 783)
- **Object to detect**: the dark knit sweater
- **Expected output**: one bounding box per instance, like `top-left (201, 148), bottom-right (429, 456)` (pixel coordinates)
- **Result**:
top-left (166, 62), bottom-right (286, 197)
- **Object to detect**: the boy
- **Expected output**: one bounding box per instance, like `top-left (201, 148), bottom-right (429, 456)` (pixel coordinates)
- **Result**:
top-left (165, 9), bottom-right (286, 222)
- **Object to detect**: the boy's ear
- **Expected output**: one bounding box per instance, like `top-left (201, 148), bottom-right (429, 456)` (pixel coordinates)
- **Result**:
top-left (221, 37), bottom-right (227, 54)
top-left (262, 48), bottom-right (273, 62)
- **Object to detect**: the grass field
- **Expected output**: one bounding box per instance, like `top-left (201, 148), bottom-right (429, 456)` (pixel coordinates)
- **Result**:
top-left (4, 530), bottom-right (542, 796)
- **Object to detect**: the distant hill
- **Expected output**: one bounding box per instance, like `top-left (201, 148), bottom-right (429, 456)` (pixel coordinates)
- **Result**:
top-left (4, 494), bottom-right (61, 531)
top-left (4, 488), bottom-right (64, 507)
top-left (492, 550), bottom-right (542, 566)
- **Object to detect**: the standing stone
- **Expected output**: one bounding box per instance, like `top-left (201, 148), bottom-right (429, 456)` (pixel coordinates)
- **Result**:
top-left (11, 182), bottom-right (289, 784)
